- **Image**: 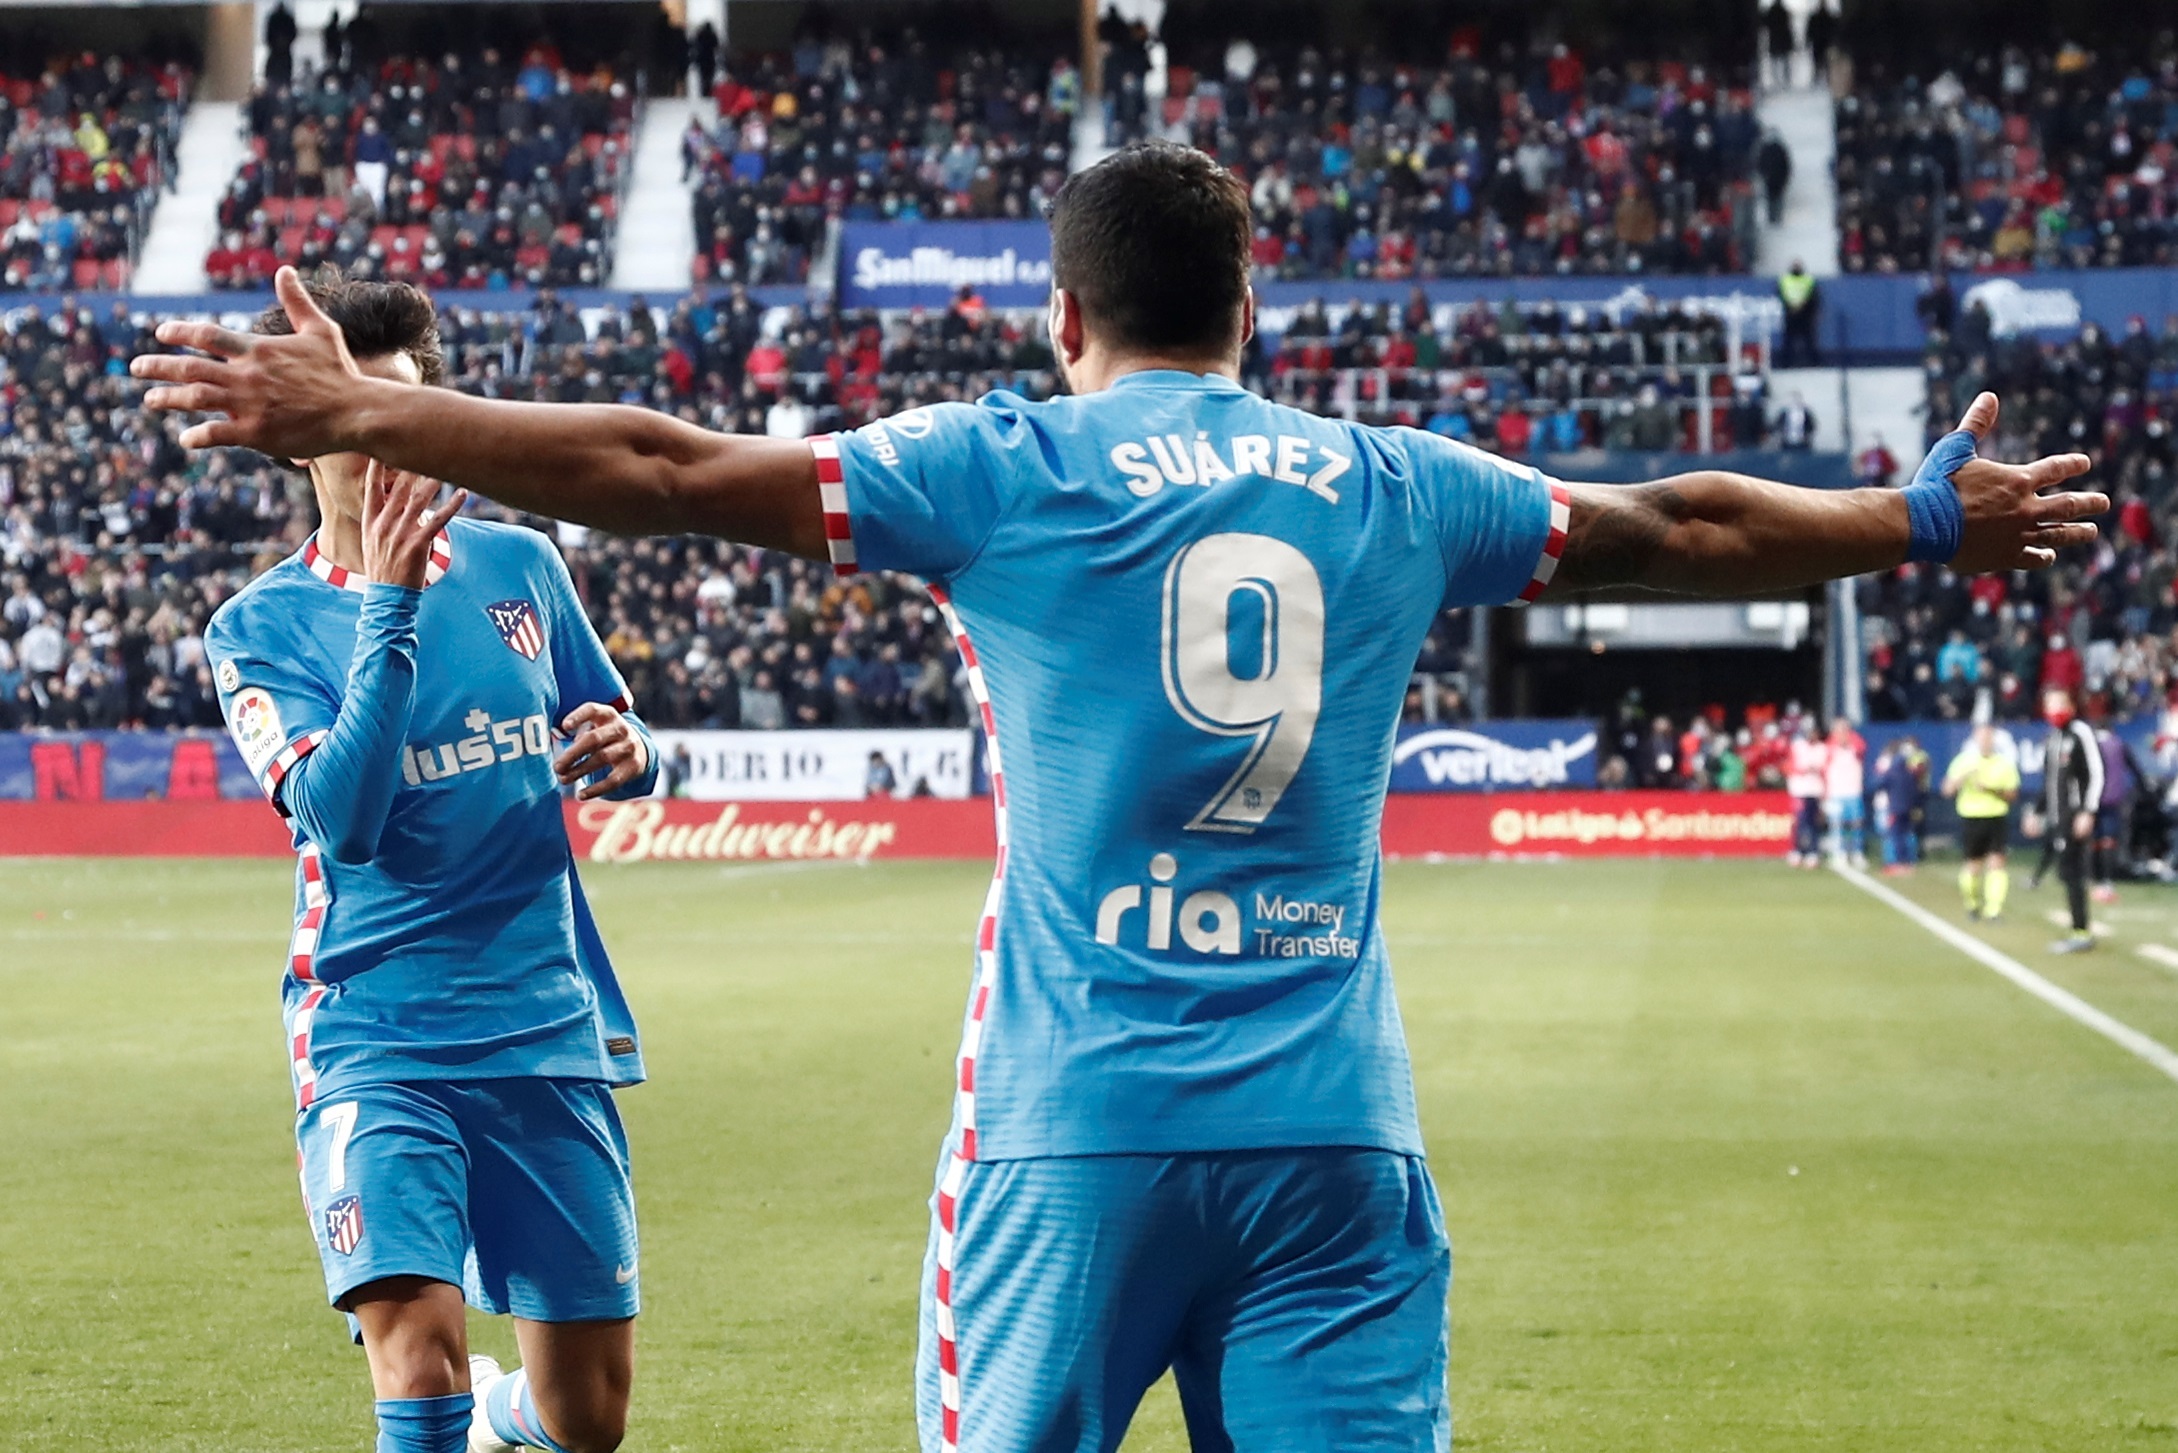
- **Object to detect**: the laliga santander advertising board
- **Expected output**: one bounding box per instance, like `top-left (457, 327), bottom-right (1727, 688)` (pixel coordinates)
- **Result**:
top-left (0, 791), bottom-right (1795, 860)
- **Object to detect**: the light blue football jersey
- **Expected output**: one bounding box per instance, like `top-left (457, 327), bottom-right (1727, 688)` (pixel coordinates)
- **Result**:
top-left (203, 517), bottom-right (651, 1107)
top-left (819, 370), bottom-right (1565, 1160)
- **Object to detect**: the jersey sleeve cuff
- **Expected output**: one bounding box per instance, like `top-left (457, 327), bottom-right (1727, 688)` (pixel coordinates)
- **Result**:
top-left (808, 435), bottom-right (859, 577)
top-left (1513, 480), bottom-right (1572, 605)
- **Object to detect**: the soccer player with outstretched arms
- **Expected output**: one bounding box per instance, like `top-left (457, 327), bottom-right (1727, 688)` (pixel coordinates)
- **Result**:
top-left (140, 144), bottom-right (2105, 1453)
top-left (193, 275), bottom-right (657, 1453)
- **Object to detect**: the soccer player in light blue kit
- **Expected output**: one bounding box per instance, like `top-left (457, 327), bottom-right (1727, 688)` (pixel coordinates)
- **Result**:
top-left (142, 147), bottom-right (2104, 1452)
top-left (199, 276), bottom-right (656, 1453)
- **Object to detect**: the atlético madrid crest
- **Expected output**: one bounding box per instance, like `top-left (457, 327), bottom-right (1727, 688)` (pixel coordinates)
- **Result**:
top-left (486, 599), bottom-right (544, 660)
top-left (324, 1194), bottom-right (365, 1255)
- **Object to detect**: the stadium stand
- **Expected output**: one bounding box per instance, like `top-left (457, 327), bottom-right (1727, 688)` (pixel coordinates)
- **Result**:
top-left (1857, 312), bottom-right (2178, 722)
top-left (0, 291), bottom-right (1546, 731)
top-left (0, 56), bottom-right (190, 291)
top-left (687, 37), bottom-right (1762, 285)
top-left (1265, 292), bottom-right (1773, 449)
top-left (1835, 39), bottom-right (2178, 273)
top-left (208, 46), bottom-right (637, 291)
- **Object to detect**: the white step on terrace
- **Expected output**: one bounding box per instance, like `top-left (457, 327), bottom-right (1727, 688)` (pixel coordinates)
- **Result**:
top-left (1770, 365), bottom-right (1929, 461)
top-left (1754, 83), bottom-right (1840, 278)
top-left (133, 103), bottom-right (248, 295)
top-left (609, 97), bottom-right (700, 294)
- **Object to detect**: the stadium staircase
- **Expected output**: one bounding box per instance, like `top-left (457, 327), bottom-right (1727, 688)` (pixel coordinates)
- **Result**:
top-left (609, 96), bottom-right (700, 293)
top-left (133, 102), bottom-right (248, 295)
top-left (1754, 83), bottom-right (1839, 276)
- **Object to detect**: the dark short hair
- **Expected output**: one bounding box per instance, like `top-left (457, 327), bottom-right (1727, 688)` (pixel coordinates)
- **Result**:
top-left (1046, 141), bottom-right (1251, 356)
top-left (252, 266), bottom-right (444, 386)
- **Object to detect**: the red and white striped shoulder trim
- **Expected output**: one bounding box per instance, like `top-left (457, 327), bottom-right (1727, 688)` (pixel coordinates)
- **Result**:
top-left (807, 435), bottom-right (859, 577)
top-left (1515, 480), bottom-right (1573, 605)
top-left (301, 531), bottom-right (453, 594)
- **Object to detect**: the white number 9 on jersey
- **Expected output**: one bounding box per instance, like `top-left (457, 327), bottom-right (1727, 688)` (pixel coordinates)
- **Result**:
top-left (1160, 533), bottom-right (1325, 833)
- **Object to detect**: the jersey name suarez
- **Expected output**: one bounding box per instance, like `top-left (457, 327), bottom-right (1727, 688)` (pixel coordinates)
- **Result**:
top-left (823, 370), bottom-right (1563, 1161)
top-left (202, 518), bottom-right (645, 1105)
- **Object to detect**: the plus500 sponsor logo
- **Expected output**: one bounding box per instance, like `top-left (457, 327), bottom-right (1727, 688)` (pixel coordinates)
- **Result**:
top-left (402, 709), bottom-right (551, 785)
top-left (1391, 728), bottom-right (1597, 789)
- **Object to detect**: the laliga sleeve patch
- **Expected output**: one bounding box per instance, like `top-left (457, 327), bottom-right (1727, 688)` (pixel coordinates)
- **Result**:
top-left (229, 687), bottom-right (288, 777)
top-left (216, 658), bottom-right (240, 693)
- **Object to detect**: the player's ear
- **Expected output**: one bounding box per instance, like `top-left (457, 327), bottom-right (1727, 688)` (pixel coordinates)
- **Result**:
top-left (1050, 288), bottom-right (1085, 365)
top-left (1238, 287), bottom-right (1256, 350)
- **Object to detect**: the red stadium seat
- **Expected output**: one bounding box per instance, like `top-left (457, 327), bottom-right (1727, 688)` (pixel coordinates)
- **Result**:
top-left (101, 259), bottom-right (128, 289)
top-left (555, 222), bottom-right (582, 245)
top-left (260, 196), bottom-right (291, 225)
top-left (0, 200), bottom-right (17, 227)
top-left (321, 192), bottom-right (347, 220)
top-left (72, 258), bottom-right (101, 289)
top-left (430, 134), bottom-right (455, 165)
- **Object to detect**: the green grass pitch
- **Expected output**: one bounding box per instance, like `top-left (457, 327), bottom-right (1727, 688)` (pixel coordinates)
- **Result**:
top-left (2, 855), bottom-right (2176, 1451)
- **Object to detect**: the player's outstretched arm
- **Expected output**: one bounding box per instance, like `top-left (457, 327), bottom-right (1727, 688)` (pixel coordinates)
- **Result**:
top-left (132, 267), bottom-right (828, 556)
top-left (1539, 394), bottom-right (2106, 600)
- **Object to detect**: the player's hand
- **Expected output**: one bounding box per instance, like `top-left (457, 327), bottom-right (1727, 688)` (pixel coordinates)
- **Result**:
top-left (131, 265), bottom-right (370, 456)
top-left (362, 461), bottom-right (465, 589)
top-left (556, 702), bottom-right (649, 801)
top-left (2073, 810), bottom-right (2096, 842)
top-left (1937, 393), bottom-right (2107, 573)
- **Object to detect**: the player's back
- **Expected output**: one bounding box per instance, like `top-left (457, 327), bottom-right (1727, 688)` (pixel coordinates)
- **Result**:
top-left (826, 371), bottom-right (1559, 1160)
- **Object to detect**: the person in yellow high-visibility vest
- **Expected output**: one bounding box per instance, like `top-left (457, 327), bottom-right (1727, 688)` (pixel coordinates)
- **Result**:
top-left (1778, 260), bottom-right (1821, 366)
top-left (1943, 721), bottom-right (2022, 921)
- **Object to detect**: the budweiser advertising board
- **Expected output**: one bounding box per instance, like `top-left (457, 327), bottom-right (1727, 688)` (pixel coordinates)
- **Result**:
top-left (0, 792), bottom-right (1795, 861)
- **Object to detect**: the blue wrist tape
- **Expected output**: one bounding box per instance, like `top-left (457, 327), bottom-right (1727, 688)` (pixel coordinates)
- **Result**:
top-left (1900, 427), bottom-right (1975, 564)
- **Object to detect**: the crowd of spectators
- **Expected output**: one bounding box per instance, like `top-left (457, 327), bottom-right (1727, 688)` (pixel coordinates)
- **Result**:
top-left (687, 39), bottom-right (1076, 285)
top-left (1265, 290), bottom-right (1776, 450)
top-left (1835, 37), bottom-right (2178, 274)
top-left (209, 43), bottom-right (637, 291)
top-left (684, 33), bottom-right (1763, 286)
top-left (0, 291), bottom-right (1475, 735)
top-left (1188, 39), bottom-right (1764, 279)
top-left (2, 56), bottom-right (190, 290)
top-left (1859, 310), bottom-right (2178, 723)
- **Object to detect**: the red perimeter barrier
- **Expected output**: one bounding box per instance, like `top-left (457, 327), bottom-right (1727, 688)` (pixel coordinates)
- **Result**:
top-left (0, 792), bottom-right (1795, 860)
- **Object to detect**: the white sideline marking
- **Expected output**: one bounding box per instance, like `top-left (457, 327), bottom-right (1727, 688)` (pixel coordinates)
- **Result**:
top-left (2135, 943), bottom-right (2178, 977)
top-left (1833, 864), bottom-right (2178, 1086)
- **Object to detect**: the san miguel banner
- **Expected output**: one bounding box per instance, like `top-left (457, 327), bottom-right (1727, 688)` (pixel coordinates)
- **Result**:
top-left (1389, 720), bottom-right (1600, 792)
top-left (837, 220), bottom-right (1053, 309)
top-left (648, 729), bottom-right (976, 801)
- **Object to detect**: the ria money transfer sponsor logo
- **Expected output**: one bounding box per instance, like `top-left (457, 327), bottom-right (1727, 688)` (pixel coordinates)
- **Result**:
top-left (1092, 853), bottom-right (1359, 959)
